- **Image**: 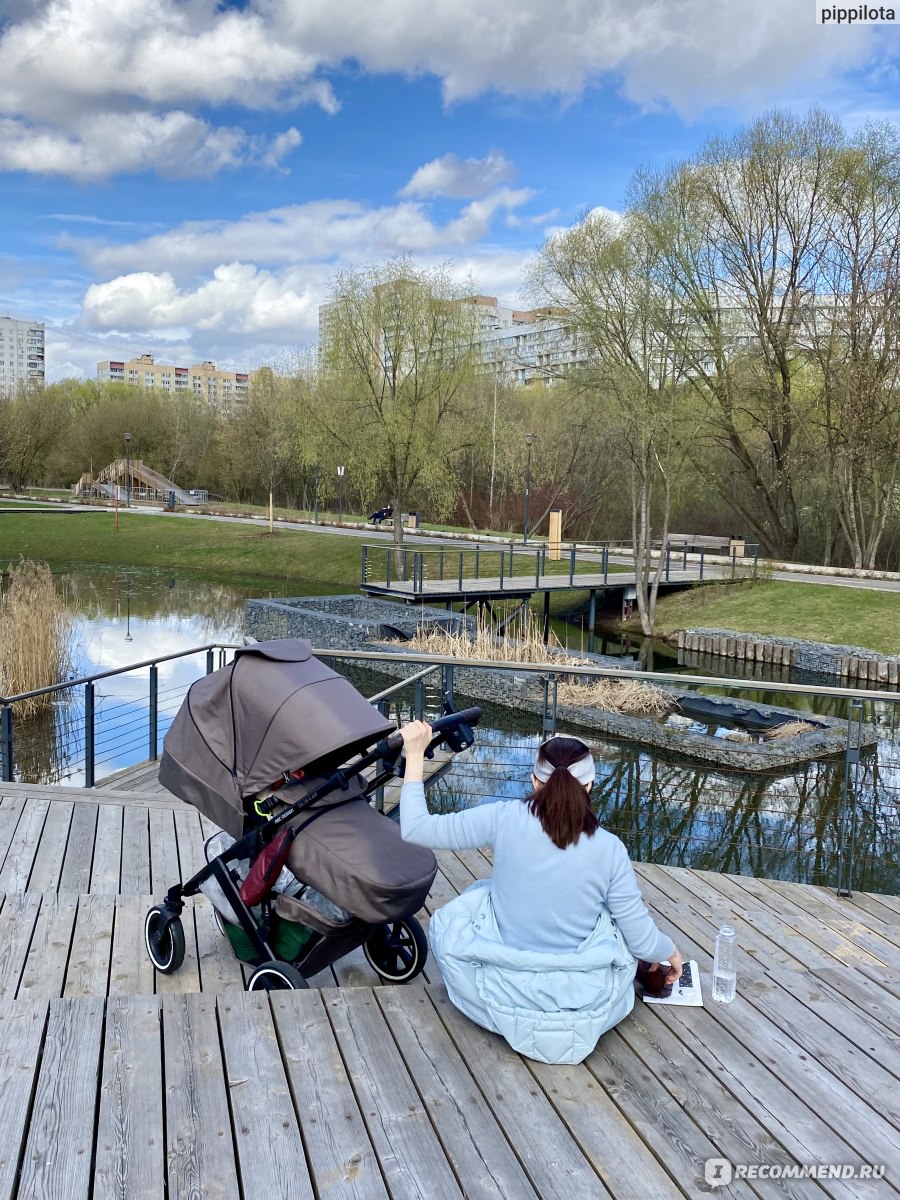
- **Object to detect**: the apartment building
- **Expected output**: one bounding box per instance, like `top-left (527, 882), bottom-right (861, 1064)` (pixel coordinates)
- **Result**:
top-left (96, 354), bottom-right (250, 407)
top-left (0, 316), bottom-right (46, 393)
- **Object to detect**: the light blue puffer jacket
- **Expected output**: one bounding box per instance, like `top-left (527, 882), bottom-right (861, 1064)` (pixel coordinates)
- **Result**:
top-left (429, 879), bottom-right (637, 1065)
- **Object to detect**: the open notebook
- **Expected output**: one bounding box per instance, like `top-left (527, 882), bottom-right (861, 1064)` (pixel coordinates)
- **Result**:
top-left (642, 959), bottom-right (704, 1007)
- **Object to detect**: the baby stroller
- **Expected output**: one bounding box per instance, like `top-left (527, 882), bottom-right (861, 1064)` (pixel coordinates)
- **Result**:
top-left (145, 638), bottom-right (479, 991)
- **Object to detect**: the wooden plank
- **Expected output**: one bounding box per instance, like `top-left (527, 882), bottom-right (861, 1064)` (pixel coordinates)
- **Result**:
top-left (0, 780), bottom-right (179, 810)
top-left (19, 995), bottom-right (105, 1200)
top-left (64, 894), bottom-right (115, 998)
top-left (376, 986), bottom-right (541, 1200)
top-left (613, 1001), bottom-right (826, 1200)
top-left (810, 964), bottom-right (900, 1039)
top-left (433, 849), bottom-right (477, 896)
top-left (149, 809), bottom-right (180, 895)
top-left (193, 899), bottom-right (245, 993)
top-left (271, 989), bottom-right (388, 1200)
top-left (91, 804), bottom-right (123, 894)
top-left (26, 801), bottom-right (73, 892)
top-left (0, 797), bottom-right (48, 891)
top-left (94, 995), bottom-right (165, 1200)
top-left (154, 900), bottom-right (201, 995)
top-left (427, 984), bottom-right (609, 1200)
top-left (0, 893), bottom-right (42, 999)
top-left (331, 945), bottom-right (383, 989)
top-left (764, 878), bottom-right (900, 954)
top-left (163, 992), bottom-right (241, 1200)
top-left (119, 806), bottom-right (150, 894)
top-left (0, 798), bottom-right (25, 876)
top-left (525, 1052), bottom-right (688, 1200)
top-left (217, 992), bottom-right (315, 1200)
top-left (657, 1001), bottom-right (892, 1200)
top-left (58, 803), bottom-right (98, 893)
top-left (0, 998), bottom-right (48, 1200)
top-left (692, 976), bottom-right (900, 1190)
top-left (324, 988), bottom-right (465, 1200)
top-left (109, 895), bottom-right (155, 998)
top-left (174, 808), bottom-right (206, 884)
top-left (17, 893), bottom-right (79, 1001)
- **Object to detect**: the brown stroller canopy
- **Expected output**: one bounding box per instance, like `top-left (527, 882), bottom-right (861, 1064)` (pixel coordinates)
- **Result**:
top-left (159, 638), bottom-right (395, 836)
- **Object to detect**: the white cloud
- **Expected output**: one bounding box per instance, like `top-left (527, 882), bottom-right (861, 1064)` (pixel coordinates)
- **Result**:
top-left (0, 1), bottom-right (884, 180)
top-left (400, 150), bottom-right (516, 198)
top-left (0, 112), bottom-right (301, 181)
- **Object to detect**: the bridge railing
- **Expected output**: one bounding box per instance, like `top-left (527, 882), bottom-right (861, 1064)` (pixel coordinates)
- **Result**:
top-left (359, 539), bottom-right (761, 592)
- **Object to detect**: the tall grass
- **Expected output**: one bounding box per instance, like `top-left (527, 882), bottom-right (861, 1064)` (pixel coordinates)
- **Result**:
top-left (0, 559), bottom-right (74, 716)
top-left (401, 610), bottom-right (673, 717)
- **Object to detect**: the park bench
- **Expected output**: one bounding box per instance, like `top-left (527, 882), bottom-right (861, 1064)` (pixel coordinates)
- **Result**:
top-left (664, 532), bottom-right (746, 556)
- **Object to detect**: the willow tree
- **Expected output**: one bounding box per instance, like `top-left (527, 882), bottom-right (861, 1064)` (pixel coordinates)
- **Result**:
top-left (531, 211), bottom-right (688, 636)
top-left (321, 258), bottom-right (480, 552)
top-left (632, 108), bottom-right (843, 559)
top-left (800, 122), bottom-right (900, 569)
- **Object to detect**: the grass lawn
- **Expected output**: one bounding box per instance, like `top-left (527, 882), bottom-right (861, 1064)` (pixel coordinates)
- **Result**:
top-left (0, 511), bottom-right (363, 592)
top-left (641, 580), bottom-right (900, 655)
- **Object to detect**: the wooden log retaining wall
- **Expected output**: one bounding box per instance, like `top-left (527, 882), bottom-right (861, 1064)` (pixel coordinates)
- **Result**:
top-left (676, 630), bottom-right (900, 685)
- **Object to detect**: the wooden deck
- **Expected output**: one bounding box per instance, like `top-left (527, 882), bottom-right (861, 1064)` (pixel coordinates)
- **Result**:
top-left (0, 770), bottom-right (898, 1198)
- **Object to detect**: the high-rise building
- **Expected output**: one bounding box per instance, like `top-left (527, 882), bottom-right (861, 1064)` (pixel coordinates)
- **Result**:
top-left (96, 353), bottom-right (250, 408)
top-left (0, 316), bottom-right (46, 393)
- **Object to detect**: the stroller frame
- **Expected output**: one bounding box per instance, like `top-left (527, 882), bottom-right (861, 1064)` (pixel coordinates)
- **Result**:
top-left (145, 705), bottom-right (480, 988)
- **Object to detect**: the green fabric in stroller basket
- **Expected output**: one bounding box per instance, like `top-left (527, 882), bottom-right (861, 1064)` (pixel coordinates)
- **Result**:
top-left (224, 914), bottom-right (315, 966)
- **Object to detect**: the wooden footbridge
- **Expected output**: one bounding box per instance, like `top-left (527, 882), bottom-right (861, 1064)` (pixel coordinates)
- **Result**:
top-left (0, 762), bottom-right (896, 1198)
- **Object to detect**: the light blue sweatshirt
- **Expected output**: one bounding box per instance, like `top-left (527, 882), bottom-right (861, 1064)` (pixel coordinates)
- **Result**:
top-left (400, 781), bottom-right (675, 963)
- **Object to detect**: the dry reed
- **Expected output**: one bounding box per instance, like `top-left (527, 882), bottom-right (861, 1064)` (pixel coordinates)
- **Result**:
top-left (0, 559), bottom-right (74, 716)
top-left (763, 720), bottom-right (817, 741)
top-left (400, 612), bottom-right (674, 717)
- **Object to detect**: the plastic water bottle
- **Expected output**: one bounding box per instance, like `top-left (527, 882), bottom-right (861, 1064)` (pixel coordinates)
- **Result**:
top-left (712, 924), bottom-right (737, 1003)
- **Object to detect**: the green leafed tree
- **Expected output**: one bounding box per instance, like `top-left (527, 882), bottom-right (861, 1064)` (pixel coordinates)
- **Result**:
top-left (320, 257), bottom-right (481, 555)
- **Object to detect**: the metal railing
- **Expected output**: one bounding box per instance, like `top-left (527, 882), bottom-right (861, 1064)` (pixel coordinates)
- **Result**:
top-left (2, 641), bottom-right (897, 898)
top-left (360, 540), bottom-right (760, 594)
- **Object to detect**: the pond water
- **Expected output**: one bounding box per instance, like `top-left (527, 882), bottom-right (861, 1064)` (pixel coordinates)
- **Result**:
top-left (8, 571), bottom-right (900, 896)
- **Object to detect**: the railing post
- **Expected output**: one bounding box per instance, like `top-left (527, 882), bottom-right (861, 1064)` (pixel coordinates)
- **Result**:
top-left (683, 543), bottom-right (687, 570)
top-left (542, 674), bottom-right (558, 736)
top-left (499, 548), bottom-right (505, 590)
top-left (149, 664), bottom-right (159, 761)
top-left (386, 550), bottom-right (393, 589)
top-left (569, 545), bottom-right (576, 586)
top-left (0, 704), bottom-right (12, 783)
top-left (602, 546), bottom-right (609, 585)
top-left (361, 544), bottom-right (368, 585)
top-left (84, 681), bottom-right (95, 788)
top-left (535, 549), bottom-right (541, 589)
top-left (700, 548), bottom-right (705, 580)
top-left (439, 546), bottom-right (445, 580)
top-left (458, 552), bottom-right (464, 591)
top-left (475, 545), bottom-right (481, 578)
top-left (836, 700), bottom-right (864, 897)
top-left (375, 699), bottom-right (388, 812)
top-left (509, 541), bottom-right (514, 576)
top-left (403, 547), bottom-right (409, 581)
top-left (444, 663), bottom-right (455, 709)
top-left (665, 547), bottom-right (671, 582)
top-left (414, 677), bottom-right (425, 720)
top-left (587, 589), bottom-right (597, 653)
top-left (206, 648), bottom-right (214, 674)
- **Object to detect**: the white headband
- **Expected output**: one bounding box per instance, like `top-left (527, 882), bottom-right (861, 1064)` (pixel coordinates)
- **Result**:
top-left (533, 742), bottom-right (596, 787)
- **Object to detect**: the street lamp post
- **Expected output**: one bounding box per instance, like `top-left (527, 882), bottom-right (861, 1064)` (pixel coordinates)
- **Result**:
top-left (337, 465), bottom-right (345, 523)
top-left (313, 464), bottom-right (322, 525)
top-left (123, 432), bottom-right (132, 508)
top-left (523, 432), bottom-right (537, 544)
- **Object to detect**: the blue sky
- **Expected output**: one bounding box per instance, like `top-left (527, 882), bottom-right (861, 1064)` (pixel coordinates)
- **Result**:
top-left (0, 0), bottom-right (897, 379)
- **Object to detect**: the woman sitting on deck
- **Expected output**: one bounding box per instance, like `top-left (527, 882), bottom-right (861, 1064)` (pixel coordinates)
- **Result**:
top-left (399, 723), bottom-right (682, 1065)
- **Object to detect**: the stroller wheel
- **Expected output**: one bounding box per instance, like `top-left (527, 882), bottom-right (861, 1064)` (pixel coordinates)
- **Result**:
top-left (364, 916), bottom-right (427, 983)
top-left (247, 960), bottom-right (309, 992)
top-left (144, 906), bottom-right (186, 974)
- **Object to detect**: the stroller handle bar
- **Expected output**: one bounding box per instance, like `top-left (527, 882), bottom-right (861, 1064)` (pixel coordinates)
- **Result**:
top-left (379, 706), bottom-right (482, 756)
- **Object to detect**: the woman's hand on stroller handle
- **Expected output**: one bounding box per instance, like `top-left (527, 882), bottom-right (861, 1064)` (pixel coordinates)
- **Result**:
top-left (399, 720), bottom-right (433, 758)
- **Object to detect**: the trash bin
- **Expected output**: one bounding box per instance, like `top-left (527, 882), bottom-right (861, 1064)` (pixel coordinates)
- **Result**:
top-left (404, 512), bottom-right (420, 529)
top-left (167, 491), bottom-right (176, 512)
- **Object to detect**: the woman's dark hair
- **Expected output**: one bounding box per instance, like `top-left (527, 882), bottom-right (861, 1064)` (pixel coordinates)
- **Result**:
top-left (526, 736), bottom-right (598, 850)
